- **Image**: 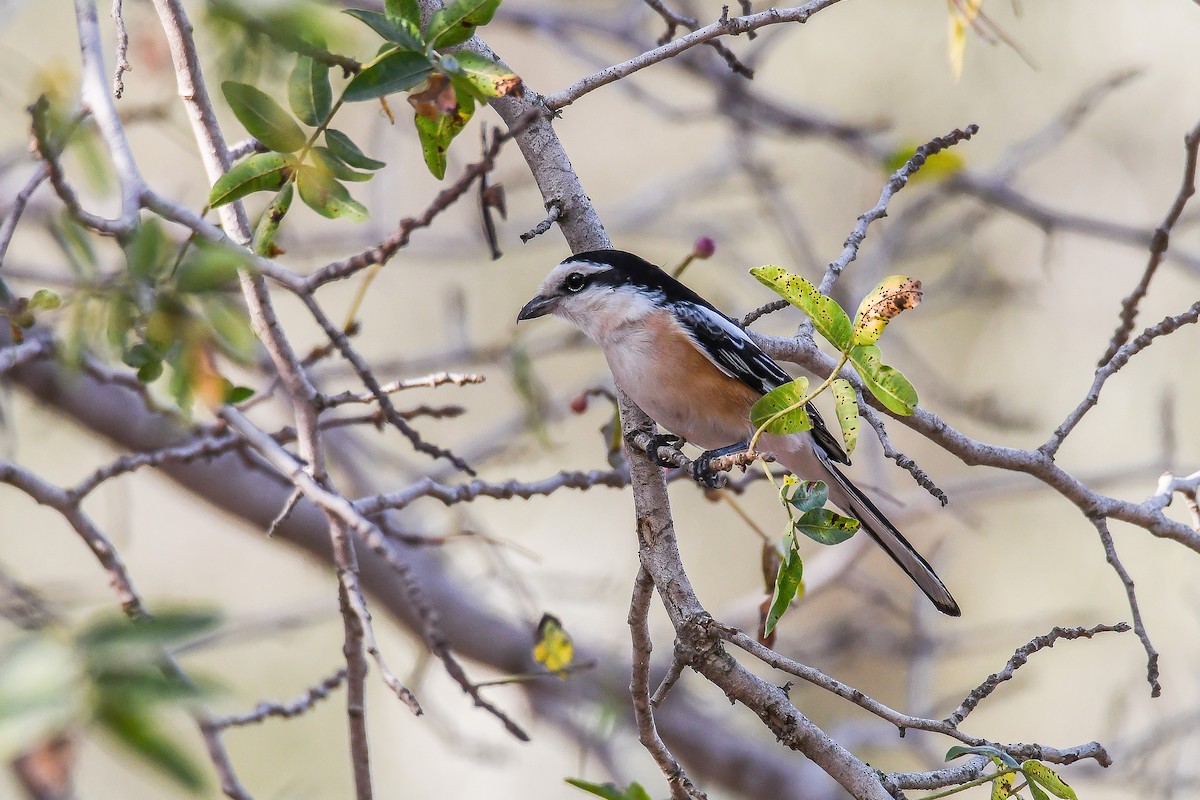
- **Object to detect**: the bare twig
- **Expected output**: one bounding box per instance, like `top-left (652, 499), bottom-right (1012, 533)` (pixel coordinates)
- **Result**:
top-left (545, 0), bottom-right (844, 110)
top-left (319, 371), bottom-right (485, 409)
top-left (0, 460), bottom-right (146, 618)
top-left (214, 669), bottom-right (349, 728)
top-left (520, 200), bottom-right (561, 243)
top-left (947, 623), bottom-right (1131, 725)
top-left (642, 0), bottom-right (753, 78)
top-left (629, 567), bottom-right (706, 800)
top-left (819, 124), bottom-right (981, 294)
top-left (1043, 300), bottom-right (1200, 458)
top-left (111, 0), bottom-right (132, 98)
top-left (1093, 518), bottom-right (1161, 696)
top-left (859, 404), bottom-right (949, 506)
top-left (0, 164), bottom-right (50, 267)
top-left (355, 467), bottom-right (631, 514)
top-left (305, 112), bottom-right (539, 289)
top-left (1097, 119), bottom-right (1200, 365)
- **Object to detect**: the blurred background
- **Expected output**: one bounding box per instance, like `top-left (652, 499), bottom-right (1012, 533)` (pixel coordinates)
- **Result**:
top-left (2, 0), bottom-right (1200, 798)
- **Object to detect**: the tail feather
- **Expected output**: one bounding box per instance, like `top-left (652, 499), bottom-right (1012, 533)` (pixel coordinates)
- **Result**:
top-left (771, 434), bottom-right (960, 616)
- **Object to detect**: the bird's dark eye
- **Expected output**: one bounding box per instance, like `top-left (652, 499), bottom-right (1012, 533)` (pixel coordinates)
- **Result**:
top-left (564, 272), bottom-right (587, 293)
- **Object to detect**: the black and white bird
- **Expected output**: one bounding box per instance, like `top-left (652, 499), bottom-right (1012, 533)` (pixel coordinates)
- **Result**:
top-left (517, 249), bottom-right (959, 616)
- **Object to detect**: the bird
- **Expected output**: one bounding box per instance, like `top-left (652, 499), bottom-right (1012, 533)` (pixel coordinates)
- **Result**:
top-left (517, 249), bottom-right (960, 617)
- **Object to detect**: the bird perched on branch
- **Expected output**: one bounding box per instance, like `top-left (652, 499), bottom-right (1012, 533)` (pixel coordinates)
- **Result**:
top-left (517, 249), bottom-right (959, 616)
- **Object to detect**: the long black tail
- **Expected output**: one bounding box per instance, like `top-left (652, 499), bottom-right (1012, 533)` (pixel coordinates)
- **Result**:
top-left (817, 453), bottom-right (960, 616)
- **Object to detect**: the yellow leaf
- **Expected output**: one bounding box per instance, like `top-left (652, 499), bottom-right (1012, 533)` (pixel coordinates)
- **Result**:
top-left (947, 0), bottom-right (984, 81)
top-left (852, 276), bottom-right (923, 346)
top-left (990, 771), bottom-right (1015, 800)
top-left (533, 614), bottom-right (574, 674)
top-left (883, 140), bottom-right (966, 180)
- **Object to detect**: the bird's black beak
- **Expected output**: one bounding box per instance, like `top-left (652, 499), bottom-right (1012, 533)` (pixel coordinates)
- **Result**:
top-left (516, 293), bottom-right (557, 322)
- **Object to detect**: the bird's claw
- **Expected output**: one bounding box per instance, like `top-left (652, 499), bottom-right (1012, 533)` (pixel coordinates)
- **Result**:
top-left (645, 433), bottom-right (686, 468)
top-left (690, 450), bottom-right (726, 489)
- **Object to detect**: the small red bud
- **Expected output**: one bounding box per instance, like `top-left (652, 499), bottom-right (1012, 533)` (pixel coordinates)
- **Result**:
top-left (569, 393), bottom-right (589, 414)
top-left (692, 236), bottom-right (716, 259)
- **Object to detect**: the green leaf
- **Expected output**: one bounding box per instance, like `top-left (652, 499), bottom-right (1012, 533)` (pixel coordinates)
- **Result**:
top-left (136, 360), bottom-right (164, 383)
top-left (764, 531), bottom-right (803, 637)
top-left (750, 265), bottom-right (852, 350)
top-left (325, 129), bottom-right (386, 170)
top-left (794, 509), bottom-right (859, 546)
top-left (124, 219), bottom-right (170, 283)
top-left (945, 745), bottom-right (1020, 769)
top-left (221, 81), bottom-right (306, 153)
top-left (851, 275), bottom-right (923, 346)
top-left (175, 243), bottom-right (247, 293)
top-left (201, 297), bottom-right (258, 363)
top-left (208, 152), bottom-right (296, 208)
top-left (425, 0), bottom-right (501, 49)
top-left (413, 90), bottom-right (473, 180)
top-left (1026, 779), bottom-right (1052, 800)
top-left (786, 480), bottom-right (828, 513)
top-left (565, 778), bottom-right (653, 800)
top-left (296, 165), bottom-right (368, 221)
top-left (52, 214), bottom-right (98, 277)
top-left (252, 183), bottom-right (294, 257)
top-left (831, 378), bottom-right (859, 455)
top-left (342, 48), bottom-right (434, 102)
top-left (166, 348), bottom-right (195, 412)
top-left (444, 51), bottom-right (521, 98)
top-left (847, 344), bottom-right (918, 415)
top-left (226, 385), bottom-right (255, 404)
top-left (287, 55), bottom-right (332, 127)
top-left (311, 147), bottom-right (373, 182)
top-left (1022, 761), bottom-right (1078, 800)
top-left (0, 635), bottom-right (85, 761)
top-left (122, 342), bottom-right (158, 369)
top-left (385, 0), bottom-right (421, 23)
top-left (107, 296), bottom-right (137, 352)
top-left (27, 289), bottom-right (61, 312)
top-left (91, 667), bottom-right (206, 704)
top-left (343, 8), bottom-right (423, 51)
top-left (78, 611), bottom-right (220, 663)
top-left (750, 377), bottom-right (812, 435)
top-left (94, 699), bottom-right (207, 792)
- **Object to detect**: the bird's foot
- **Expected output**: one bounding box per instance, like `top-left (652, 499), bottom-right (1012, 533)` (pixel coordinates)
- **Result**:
top-left (691, 441), bottom-right (750, 489)
top-left (645, 433), bottom-right (686, 468)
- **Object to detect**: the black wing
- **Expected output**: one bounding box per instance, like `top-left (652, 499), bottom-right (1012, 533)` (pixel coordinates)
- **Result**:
top-left (671, 300), bottom-right (850, 465)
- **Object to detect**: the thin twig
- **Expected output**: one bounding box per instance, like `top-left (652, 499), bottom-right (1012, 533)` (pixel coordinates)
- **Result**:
top-left (1093, 517), bottom-right (1161, 696)
top-left (1097, 119), bottom-right (1200, 366)
top-left (1042, 300), bottom-right (1200, 458)
top-left (819, 124), bottom-right (981, 294)
top-left (545, 0), bottom-right (844, 110)
top-left (213, 668), bottom-right (349, 728)
top-left (112, 0), bottom-right (132, 98)
top-left (305, 112), bottom-right (539, 289)
top-left (946, 622), bottom-right (1131, 725)
top-left (629, 567), bottom-right (706, 800)
top-left (642, 0), bottom-right (753, 78)
top-left (520, 200), bottom-right (561, 243)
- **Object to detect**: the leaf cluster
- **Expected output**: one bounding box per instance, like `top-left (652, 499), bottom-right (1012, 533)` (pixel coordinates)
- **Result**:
top-left (209, 0), bottom-right (520, 245)
top-left (73, 218), bottom-right (256, 411)
top-left (342, 0), bottom-right (520, 178)
top-left (763, 479), bottom-right (860, 636)
top-left (0, 610), bottom-right (221, 793)
top-left (747, 268), bottom-right (924, 637)
top-left (946, 745), bottom-right (1080, 800)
